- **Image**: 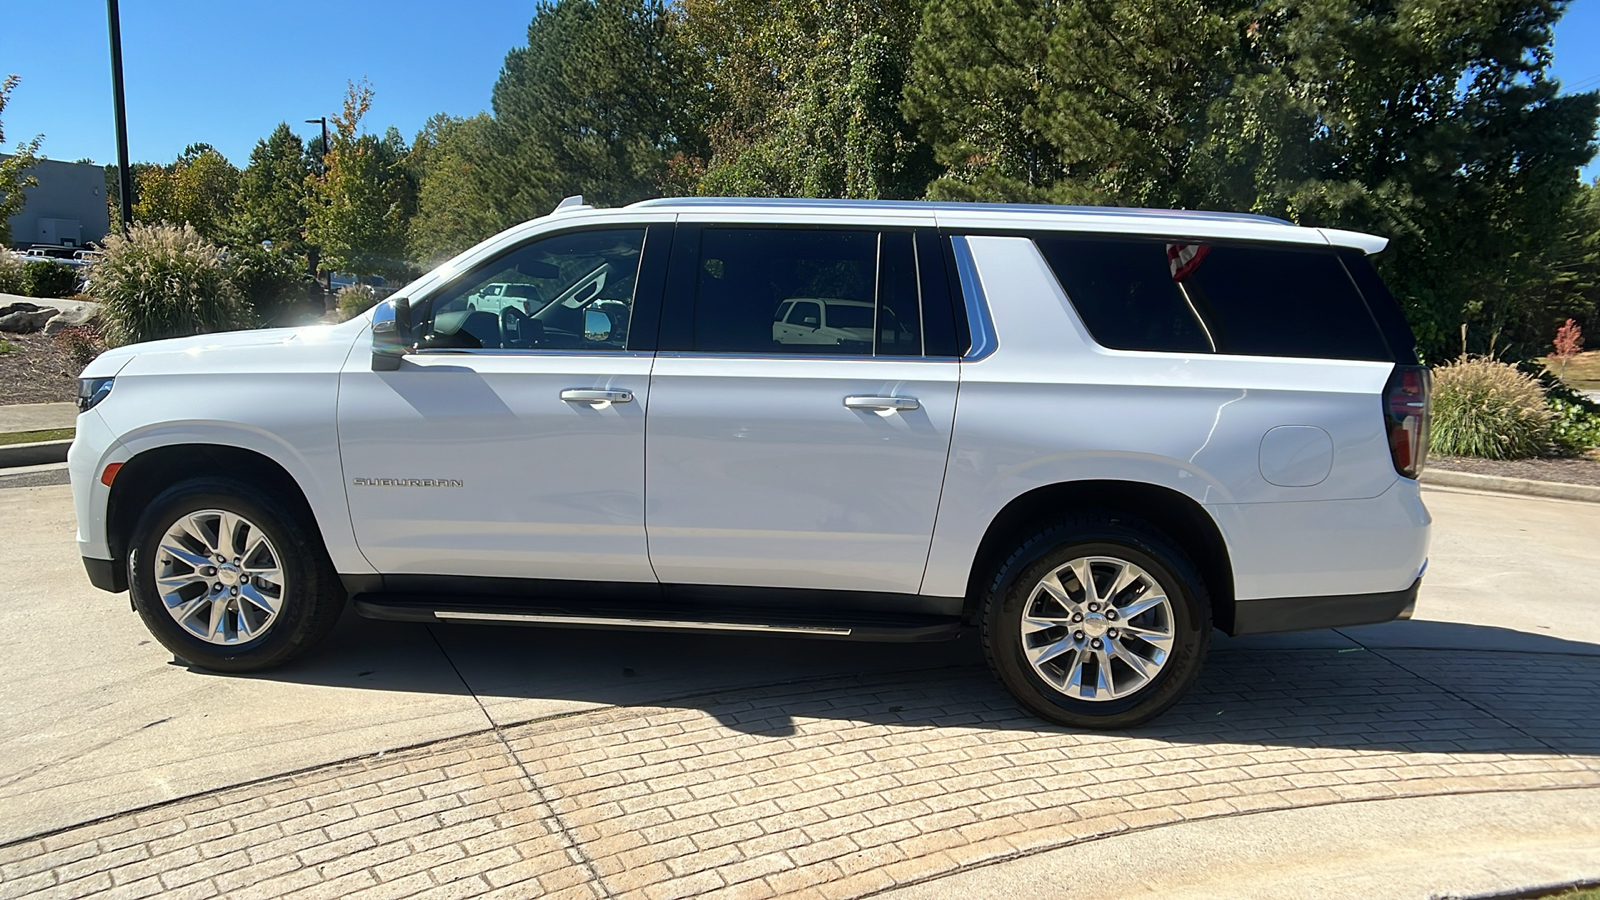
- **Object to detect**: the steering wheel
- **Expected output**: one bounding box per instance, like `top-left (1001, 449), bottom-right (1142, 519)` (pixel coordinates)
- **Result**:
top-left (501, 305), bottom-right (539, 349)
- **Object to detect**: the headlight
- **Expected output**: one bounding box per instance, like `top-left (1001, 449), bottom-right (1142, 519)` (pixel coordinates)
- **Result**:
top-left (77, 377), bottom-right (114, 412)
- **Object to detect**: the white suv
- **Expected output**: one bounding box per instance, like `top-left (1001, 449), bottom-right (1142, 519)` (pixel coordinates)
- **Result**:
top-left (69, 198), bottom-right (1432, 728)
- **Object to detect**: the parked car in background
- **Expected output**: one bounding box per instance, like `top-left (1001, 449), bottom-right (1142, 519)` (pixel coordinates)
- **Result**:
top-left (68, 197), bottom-right (1432, 728)
top-left (467, 282), bottom-right (549, 316)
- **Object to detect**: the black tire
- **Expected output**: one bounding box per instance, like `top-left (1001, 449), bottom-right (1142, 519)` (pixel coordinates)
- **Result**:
top-left (128, 476), bottom-right (345, 672)
top-left (981, 514), bottom-right (1210, 729)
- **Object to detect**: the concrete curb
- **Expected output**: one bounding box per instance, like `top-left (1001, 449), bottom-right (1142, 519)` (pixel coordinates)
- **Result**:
top-left (1421, 468), bottom-right (1600, 504)
top-left (0, 440), bottom-right (71, 469)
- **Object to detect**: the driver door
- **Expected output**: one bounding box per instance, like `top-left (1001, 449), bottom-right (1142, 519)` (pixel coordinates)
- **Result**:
top-left (337, 223), bottom-right (670, 583)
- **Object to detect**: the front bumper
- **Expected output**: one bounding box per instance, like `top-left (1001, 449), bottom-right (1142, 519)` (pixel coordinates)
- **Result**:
top-left (1229, 576), bottom-right (1420, 635)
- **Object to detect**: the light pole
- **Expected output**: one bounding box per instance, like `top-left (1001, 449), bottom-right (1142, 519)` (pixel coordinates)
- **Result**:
top-left (107, 0), bottom-right (133, 233)
top-left (305, 117), bottom-right (329, 170)
top-left (304, 117), bottom-right (331, 297)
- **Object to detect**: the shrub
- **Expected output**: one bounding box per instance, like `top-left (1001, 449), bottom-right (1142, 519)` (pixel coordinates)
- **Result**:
top-left (0, 253), bottom-right (21, 294)
top-left (1519, 359), bottom-right (1600, 456)
top-left (89, 223), bottom-right (251, 346)
top-left (224, 244), bottom-right (308, 327)
top-left (22, 259), bottom-right (79, 298)
top-left (1429, 357), bottom-right (1552, 460)
top-left (336, 283), bottom-right (378, 322)
top-left (53, 323), bottom-right (108, 368)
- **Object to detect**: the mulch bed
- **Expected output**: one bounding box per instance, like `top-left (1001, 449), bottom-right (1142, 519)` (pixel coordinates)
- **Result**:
top-left (1430, 454), bottom-right (1600, 488)
top-left (0, 333), bottom-right (79, 405)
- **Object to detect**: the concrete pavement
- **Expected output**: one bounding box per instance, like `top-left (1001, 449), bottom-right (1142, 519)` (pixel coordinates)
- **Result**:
top-left (0, 482), bottom-right (1597, 898)
top-left (0, 402), bottom-right (77, 434)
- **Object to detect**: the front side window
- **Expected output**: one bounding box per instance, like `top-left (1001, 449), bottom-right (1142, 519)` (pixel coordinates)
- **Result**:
top-left (692, 228), bottom-right (924, 356)
top-left (414, 228), bottom-right (645, 352)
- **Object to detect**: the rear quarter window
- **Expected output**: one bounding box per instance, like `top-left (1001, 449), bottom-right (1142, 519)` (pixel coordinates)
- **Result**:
top-left (1036, 235), bottom-right (1396, 362)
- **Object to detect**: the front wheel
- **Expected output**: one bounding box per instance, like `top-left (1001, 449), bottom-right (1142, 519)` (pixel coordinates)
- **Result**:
top-left (982, 515), bottom-right (1211, 729)
top-left (128, 477), bottom-right (344, 672)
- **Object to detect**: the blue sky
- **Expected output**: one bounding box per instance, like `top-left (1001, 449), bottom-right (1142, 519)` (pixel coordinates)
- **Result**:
top-left (5, 0), bottom-right (1600, 180)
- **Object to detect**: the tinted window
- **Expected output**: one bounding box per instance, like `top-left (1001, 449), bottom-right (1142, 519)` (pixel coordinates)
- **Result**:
top-left (1035, 237), bottom-right (1213, 353)
top-left (693, 228), bottom-right (922, 355)
top-left (1337, 248), bottom-right (1419, 365)
top-left (1037, 236), bottom-right (1393, 361)
top-left (416, 229), bottom-right (644, 352)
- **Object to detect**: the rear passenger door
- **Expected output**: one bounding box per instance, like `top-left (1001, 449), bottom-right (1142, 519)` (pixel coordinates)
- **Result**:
top-left (644, 223), bottom-right (961, 594)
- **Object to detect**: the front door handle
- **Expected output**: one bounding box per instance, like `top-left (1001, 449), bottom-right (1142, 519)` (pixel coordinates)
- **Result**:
top-left (843, 396), bottom-right (919, 412)
top-left (560, 389), bottom-right (633, 404)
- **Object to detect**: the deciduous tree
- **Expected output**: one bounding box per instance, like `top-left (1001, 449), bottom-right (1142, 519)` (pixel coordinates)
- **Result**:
top-left (685, 0), bottom-right (932, 198)
top-left (132, 144), bottom-right (240, 241)
top-left (303, 80), bottom-right (412, 280)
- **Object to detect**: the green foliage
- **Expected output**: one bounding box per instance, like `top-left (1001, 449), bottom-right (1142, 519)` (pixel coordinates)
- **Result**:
top-left (407, 114), bottom-right (506, 265)
top-left (1548, 397), bottom-right (1600, 455)
top-left (903, 0), bottom-right (1600, 361)
top-left (21, 259), bottom-right (78, 298)
top-left (0, 252), bottom-right (22, 294)
top-left (491, 0), bottom-right (698, 213)
top-left (231, 124), bottom-right (312, 258)
top-left (90, 223), bottom-right (251, 346)
top-left (1430, 358), bottom-right (1553, 460)
top-left (304, 80), bottom-right (413, 279)
top-left (224, 244), bottom-right (307, 327)
top-left (133, 145), bottom-right (241, 241)
top-left (335, 283), bottom-right (378, 322)
top-left (1518, 359), bottom-right (1600, 455)
top-left (0, 75), bottom-right (43, 247)
top-left (686, 0), bottom-right (932, 199)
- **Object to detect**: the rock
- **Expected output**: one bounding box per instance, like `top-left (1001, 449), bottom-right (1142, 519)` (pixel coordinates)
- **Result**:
top-left (0, 302), bottom-right (60, 334)
top-left (40, 299), bottom-right (99, 335)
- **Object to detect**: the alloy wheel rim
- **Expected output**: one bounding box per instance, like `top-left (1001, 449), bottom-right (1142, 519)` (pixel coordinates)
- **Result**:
top-left (1019, 555), bottom-right (1176, 702)
top-left (154, 509), bottom-right (286, 645)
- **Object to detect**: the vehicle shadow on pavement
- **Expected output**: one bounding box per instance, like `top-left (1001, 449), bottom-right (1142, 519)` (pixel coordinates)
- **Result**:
top-left (205, 610), bottom-right (1600, 757)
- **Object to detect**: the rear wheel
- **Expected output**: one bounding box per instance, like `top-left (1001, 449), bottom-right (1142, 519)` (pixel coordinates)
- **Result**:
top-left (128, 477), bottom-right (344, 672)
top-left (982, 515), bottom-right (1210, 729)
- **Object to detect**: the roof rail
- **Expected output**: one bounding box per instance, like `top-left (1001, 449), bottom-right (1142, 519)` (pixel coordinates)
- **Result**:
top-left (628, 196), bottom-right (1292, 226)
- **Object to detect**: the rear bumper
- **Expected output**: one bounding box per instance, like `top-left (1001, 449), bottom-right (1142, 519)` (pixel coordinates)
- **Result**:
top-left (1228, 577), bottom-right (1419, 636)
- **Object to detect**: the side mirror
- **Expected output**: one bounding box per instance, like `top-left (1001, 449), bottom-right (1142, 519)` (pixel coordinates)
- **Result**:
top-left (584, 308), bottom-right (613, 342)
top-left (372, 297), bottom-right (411, 371)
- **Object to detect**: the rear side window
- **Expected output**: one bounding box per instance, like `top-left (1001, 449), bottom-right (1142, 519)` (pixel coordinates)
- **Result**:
top-left (692, 228), bottom-right (924, 356)
top-left (1036, 236), bottom-right (1394, 361)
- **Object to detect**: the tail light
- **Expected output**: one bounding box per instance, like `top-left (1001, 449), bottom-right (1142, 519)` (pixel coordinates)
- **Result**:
top-left (1383, 365), bottom-right (1430, 478)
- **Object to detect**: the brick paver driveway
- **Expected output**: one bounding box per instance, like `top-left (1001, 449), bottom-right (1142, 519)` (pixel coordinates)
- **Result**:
top-left (4, 643), bottom-right (1597, 900)
top-left (2, 484), bottom-right (1598, 899)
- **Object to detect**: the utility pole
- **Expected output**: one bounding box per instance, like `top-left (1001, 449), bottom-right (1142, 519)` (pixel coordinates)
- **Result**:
top-left (107, 0), bottom-right (133, 234)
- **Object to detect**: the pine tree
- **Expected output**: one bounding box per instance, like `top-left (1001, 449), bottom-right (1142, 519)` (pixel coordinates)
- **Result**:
top-left (230, 123), bottom-right (311, 257)
top-left (490, 0), bottom-right (699, 213)
top-left (904, 0), bottom-right (1600, 359)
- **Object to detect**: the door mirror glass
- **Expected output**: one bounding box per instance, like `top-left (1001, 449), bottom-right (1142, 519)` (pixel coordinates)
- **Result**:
top-left (371, 297), bottom-right (411, 371)
top-left (584, 309), bottom-right (613, 342)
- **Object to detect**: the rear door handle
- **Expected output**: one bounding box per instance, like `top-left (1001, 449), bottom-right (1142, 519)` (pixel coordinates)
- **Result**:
top-left (560, 389), bottom-right (633, 404)
top-left (843, 396), bottom-right (919, 412)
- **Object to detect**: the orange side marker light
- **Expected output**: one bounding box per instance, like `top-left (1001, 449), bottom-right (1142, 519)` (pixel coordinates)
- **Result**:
top-left (101, 462), bottom-right (123, 486)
